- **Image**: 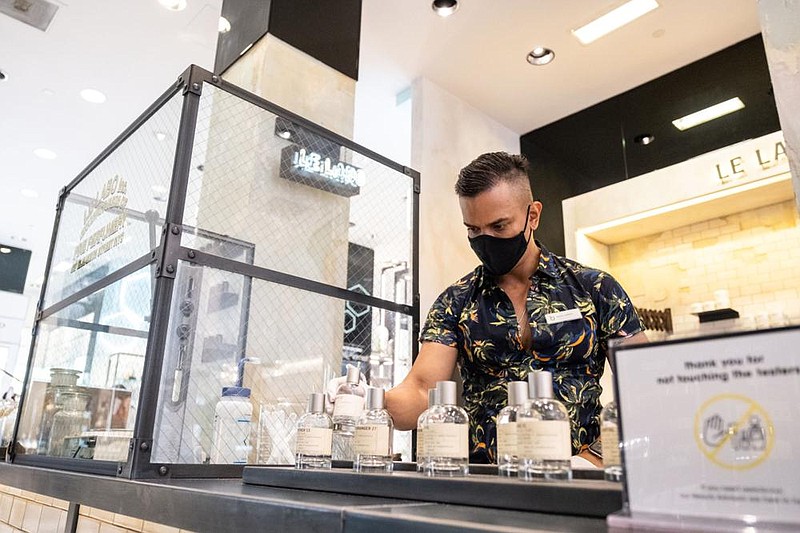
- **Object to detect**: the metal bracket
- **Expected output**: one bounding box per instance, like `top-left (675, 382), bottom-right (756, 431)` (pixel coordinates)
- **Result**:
top-left (155, 224), bottom-right (182, 279)
top-left (404, 167), bottom-right (421, 194)
top-left (178, 64), bottom-right (214, 96)
top-left (119, 437), bottom-right (158, 479)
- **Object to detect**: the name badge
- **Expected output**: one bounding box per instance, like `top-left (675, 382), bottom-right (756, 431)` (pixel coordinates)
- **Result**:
top-left (545, 308), bottom-right (583, 325)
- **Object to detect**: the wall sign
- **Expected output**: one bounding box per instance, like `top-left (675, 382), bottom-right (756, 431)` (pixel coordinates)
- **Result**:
top-left (714, 139), bottom-right (787, 184)
top-left (613, 327), bottom-right (800, 527)
top-left (71, 175), bottom-right (128, 273)
top-left (279, 145), bottom-right (363, 197)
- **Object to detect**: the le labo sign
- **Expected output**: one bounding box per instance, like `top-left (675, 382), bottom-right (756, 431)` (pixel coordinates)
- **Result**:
top-left (279, 145), bottom-right (364, 198)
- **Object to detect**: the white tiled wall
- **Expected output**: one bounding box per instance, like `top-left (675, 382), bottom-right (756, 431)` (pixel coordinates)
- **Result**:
top-left (0, 484), bottom-right (193, 533)
top-left (608, 200), bottom-right (800, 333)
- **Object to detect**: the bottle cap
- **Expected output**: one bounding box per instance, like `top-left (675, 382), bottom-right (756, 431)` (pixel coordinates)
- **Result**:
top-left (345, 365), bottom-right (360, 385)
top-left (529, 371), bottom-right (554, 399)
top-left (365, 387), bottom-right (385, 410)
top-left (436, 381), bottom-right (457, 406)
top-left (307, 392), bottom-right (325, 413)
top-left (427, 388), bottom-right (438, 408)
top-left (221, 386), bottom-right (251, 398)
top-left (507, 381), bottom-right (528, 406)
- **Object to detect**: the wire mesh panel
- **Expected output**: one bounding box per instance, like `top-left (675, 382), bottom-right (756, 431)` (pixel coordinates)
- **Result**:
top-left (151, 260), bottom-right (415, 465)
top-left (180, 84), bottom-right (414, 306)
top-left (43, 93), bottom-right (184, 308)
top-left (16, 265), bottom-right (151, 461)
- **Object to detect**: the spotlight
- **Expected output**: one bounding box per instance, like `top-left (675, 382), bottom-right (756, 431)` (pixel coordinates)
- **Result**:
top-left (432, 0), bottom-right (458, 17)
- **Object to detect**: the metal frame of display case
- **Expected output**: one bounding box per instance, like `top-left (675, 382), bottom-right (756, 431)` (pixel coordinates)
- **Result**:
top-left (8, 65), bottom-right (421, 480)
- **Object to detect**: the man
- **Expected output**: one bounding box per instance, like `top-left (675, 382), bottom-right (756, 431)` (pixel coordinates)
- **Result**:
top-left (385, 151), bottom-right (645, 465)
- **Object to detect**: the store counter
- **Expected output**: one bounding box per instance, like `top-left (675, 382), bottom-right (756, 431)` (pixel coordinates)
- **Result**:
top-left (0, 462), bottom-right (616, 532)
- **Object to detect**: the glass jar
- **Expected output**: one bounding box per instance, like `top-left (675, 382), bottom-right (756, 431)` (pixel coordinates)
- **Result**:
top-left (37, 368), bottom-right (82, 454)
top-left (47, 390), bottom-right (91, 457)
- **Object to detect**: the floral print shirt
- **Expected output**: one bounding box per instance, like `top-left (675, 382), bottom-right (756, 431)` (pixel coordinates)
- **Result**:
top-left (419, 242), bottom-right (643, 464)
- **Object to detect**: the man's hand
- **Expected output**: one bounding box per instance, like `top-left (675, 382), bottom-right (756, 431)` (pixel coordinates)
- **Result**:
top-left (324, 364), bottom-right (366, 412)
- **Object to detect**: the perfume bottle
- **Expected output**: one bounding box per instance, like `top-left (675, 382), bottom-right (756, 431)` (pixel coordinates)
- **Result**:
top-left (353, 387), bottom-right (394, 473)
top-left (295, 393), bottom-right (333, 469)
top-left (416, 388), bottom-right (438, 472)
top-left (496, 381), bottom-right (528, 477)
top-left (519, 371), bottom-right (572, 481)
top-left (601, 400), bottom-right (623, 482)
top-left (425, 381), bottom-right (469, 477)
top-left (331, 366), bottom-right (365, 461)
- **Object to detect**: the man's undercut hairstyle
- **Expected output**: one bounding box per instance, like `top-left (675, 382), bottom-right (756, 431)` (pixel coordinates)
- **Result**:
top-left (455, 152), bottom-right (532, 198)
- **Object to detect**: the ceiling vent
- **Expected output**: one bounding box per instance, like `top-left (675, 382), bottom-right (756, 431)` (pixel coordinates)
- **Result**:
top-left (0, 0), bottom-right (59, 32)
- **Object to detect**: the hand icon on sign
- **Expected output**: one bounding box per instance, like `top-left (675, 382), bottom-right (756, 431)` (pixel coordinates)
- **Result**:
top-left (701, 413), bottom-right (729, 447)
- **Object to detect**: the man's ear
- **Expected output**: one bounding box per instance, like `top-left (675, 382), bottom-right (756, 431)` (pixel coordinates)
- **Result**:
top-left (529, 201), bottom-right (543, 230)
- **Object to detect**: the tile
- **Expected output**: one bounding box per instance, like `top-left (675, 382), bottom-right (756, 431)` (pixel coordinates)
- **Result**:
top-left (79, 506), bottom-right (91, 517)
top-left (76, 517), bottom-right (100, 533)
top-left (51, 498), bottom-right (70, 511)
top-left (31, 494), bottom-right (52, 507)
top-left (38, 507), bottom-right (63, 533)
top-left (21, 502), bottom-right (41, 533)
top-left (0, 495), bottom-right (13, 523)
top-left (141, 521), bottom-right (180, 533)
top-left (8, 499), bottom-right (25, 529)
top-left (0, 524), bottom-right (19, 533)
top-left (112, 513), bottom-right (143, 531)
top-left (98, 523), bottom-right (126, 533)
top-left (88, 507), bottom-right (115, 524)
top-left (18, 493), bottom-right (37, 504)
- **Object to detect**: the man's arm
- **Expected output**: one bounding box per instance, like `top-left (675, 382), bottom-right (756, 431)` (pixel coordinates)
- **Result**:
top-left (385, 341), bottom-right (458, 430)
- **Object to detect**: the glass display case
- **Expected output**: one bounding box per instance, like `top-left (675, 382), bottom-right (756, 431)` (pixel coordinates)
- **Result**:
top-left (9, 65), bottom-right (420, 478)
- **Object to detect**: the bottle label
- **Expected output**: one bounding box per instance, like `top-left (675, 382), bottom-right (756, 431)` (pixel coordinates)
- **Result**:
top-left (333, 394), bottom-right (364, 418)
top-left (354, 425), bottom-right (391, 455)
top-left (601, 425), bottom-right (621, 466)
top-left (296, 428), bottom-right (333, 456)
top-left (416, 428), bottom-right (426, 458)
top-left (497, 422), bottom-right (517, 457)
top-left (426, 423), bottom-right (469, 459)
top-left (518, 419), bottom-right (571, 460)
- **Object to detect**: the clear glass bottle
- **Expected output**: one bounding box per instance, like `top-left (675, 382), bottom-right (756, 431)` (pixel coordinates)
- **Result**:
top-left (497, 380), bottom-right (528, 477)
top-left (519, 371), bottom-right (572, 481)
top-left (425, 381), bottom-right (469, 477)
top-left (47, 390), bottom-right (90, 457)
top-left (353, 387), bottom-right (393, 473)
top-left (295, 392), bottom-right (333, 469)
top-left (331, 366), bottom-right (365, 461)
top-left (37, 368), bottom-right (81, 454)
top-left (416, 388), bottom-right (437, 472)
top-left (601, 400), bottom-right (623, 482)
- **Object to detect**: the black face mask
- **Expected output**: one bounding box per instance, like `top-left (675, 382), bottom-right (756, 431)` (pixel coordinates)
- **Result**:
top-left (468, 205), bottom-right (532, 276)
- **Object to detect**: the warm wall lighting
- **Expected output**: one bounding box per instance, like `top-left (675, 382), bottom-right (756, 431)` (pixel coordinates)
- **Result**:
top-left (218, 16), bottom-right (231, 33)
top-left (0, 247), bottom-right (11, 254)
top-left (672, 97), bottom-right (745, 131)
top-left (572, 0), bottom-right (659, 45)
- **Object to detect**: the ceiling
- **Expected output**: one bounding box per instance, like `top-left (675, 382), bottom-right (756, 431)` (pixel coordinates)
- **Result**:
top-left (0, 0), bottom-right (763, 303)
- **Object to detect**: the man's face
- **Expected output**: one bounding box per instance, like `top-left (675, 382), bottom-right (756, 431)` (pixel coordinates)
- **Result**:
top-left (459, 181), bottom-right (542, 239)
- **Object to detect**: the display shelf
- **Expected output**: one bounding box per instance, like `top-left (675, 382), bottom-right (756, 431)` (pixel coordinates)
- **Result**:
top-left (693, 308), bottom-right (740, 323)
top-left (243, 464), bottom-right (622, 518)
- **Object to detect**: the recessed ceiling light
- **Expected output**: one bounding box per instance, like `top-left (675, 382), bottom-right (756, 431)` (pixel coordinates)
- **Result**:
top-left (42, 88), bottom-right (55, 96)
top-left (218, 16), bottom-right (231, 33)
top-left (0, 69), bottom-right (8, 82)
top-left (527, 47), bottom-right (555, 66)
top-left (33, 148), bottom-right (57, 160)
top-left (634, 134), bottom-right (655, 145)
top-left (158, 0), bottom-right (187, 11)
top-left (0, 247), bottom-right (11, 254)
top-left (151, 185), bottom-right (169, 202)
top-left (572, 0), bottom-right (659, 45)
top-left (154, 131), bottom-right (167, 141)
top-left (672, 97), bottom-right (745, 131)
top-left (277, 129), bottom-right (292, 140)
top-left (20, 188), bottom-right (39, 198)
top-left (432, 0), bottom-right (458, 17)
top-left (80, 88), bottom-right (107, 104)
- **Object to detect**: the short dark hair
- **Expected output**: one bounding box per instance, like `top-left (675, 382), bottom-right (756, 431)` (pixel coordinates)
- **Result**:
top-left (455, 152), bottom-right (531, 197)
